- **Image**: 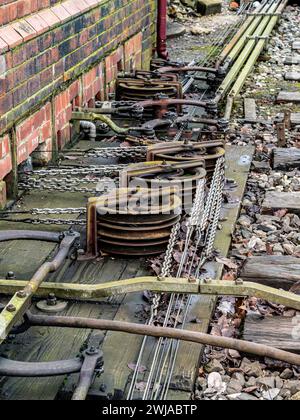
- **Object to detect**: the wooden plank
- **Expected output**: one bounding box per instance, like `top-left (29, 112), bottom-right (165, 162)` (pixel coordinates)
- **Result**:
top-left (292, 40), bottom-right (300, 51)
top-left (241, 255), bottom-right (300, 289)
top-left (284, 72), bottom-right (300, 81)
top-left (79, 145), bottom-right (254, 400)
top-left (263, 191), bottom-right (300, 213)
top-left (273, 147), bottom-right (300, 170)
top-left (283, 56), bottom-right (300, 65)
top-left (244, 98), bottom-right (257, 121)
top-left (167, 145), bottom-right (254, 398)
top-left (277, 91), bottom-right (300, 104)
top-left (243, 316), bottom-right (300, 353)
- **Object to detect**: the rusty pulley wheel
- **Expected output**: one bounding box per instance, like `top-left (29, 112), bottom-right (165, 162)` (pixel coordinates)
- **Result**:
top-left (147, 141), bottom-right (225, 179)
top-left (98, 214), bottom-right (181, 231)
top-left (87, 188), bottom-right (182, 257)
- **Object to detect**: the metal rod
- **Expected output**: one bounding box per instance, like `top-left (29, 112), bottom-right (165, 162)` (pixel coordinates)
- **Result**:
top-left (27, 314), bottom-right (300, 367)
top-left (0, 356), bottom-right (82, 377)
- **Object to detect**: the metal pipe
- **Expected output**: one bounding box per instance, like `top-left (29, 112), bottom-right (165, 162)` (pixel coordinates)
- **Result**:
top-left (216, 0), bottom-right (280, 101)
top-left (225, 0), bottom-right (288, 119)
top-left (157, 0), bottom-right (168, 60)
top-left (0, 356), bottom-right (82, 377)
top-left (27, 314), bottom-right (300, 367)
top-left (216, 0), bottom-right (268, 67)
top-left (0, 230), bottom-right (61, 243)
top-left (228, 0), bottom-right (288, 99)
top-left (80, 121), bottom-right (96, 141)
top-left (156, 66), bottom-right (218, 75)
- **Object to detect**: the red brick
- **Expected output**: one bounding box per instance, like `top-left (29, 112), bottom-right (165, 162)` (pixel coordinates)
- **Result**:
top-left (38, 9), bottom-right (60, 27)
top-left (0, 26), bottom-right (23, 49)
top-left (76, 0), bottom-right (90, 12)
top-left (25, 14), bottom-right (49, 35)
top-left (0, 36), bottom-right (8, 53)
top-left (0, 135), bottom-right (10, 159)
top-left (0, 154), bottom-right (12, 180)
top-left (62, 0), bottom-right (81, 18)
top-left (51, 4), bottom-right (72, 22)
top-left (84, 0), bottom-right (100, 6)
top-left (41, 121), bottom-right (51, 140)
top-left (12, 20), bottom-right (36, 42)
top-left (28, 131), bottom-right (40, 154)
top-left (17, 142), bottom-right (29, 164)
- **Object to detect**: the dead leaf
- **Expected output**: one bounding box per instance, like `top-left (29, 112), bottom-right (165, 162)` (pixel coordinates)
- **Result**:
top-left (216, 257), bottom-right (238, 269)
top-left (128, 363), bottom-right (147, 373)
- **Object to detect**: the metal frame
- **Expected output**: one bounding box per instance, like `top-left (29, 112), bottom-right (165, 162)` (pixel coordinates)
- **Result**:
top-left (1, 276), bottom-right (300, 310)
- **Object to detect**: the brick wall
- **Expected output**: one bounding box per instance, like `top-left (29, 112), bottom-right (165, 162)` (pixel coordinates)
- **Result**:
top-left (0, 0), bottom-right (157, 205)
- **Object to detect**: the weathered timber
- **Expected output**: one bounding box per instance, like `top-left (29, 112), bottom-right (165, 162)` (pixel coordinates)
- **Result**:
top-left (244, 98), bottom-right (257, 121)
top-left (168, 145), bottom-right (254, 398)
top-left (243, 316), bottom-right (300, 353)
top-left (276, 113), bottom-right (300, 125)
top-left (292, 40), bottom-right (300, 51)
top-left (273, 147), bottom-right (300, 170)
top-left (262, 191), bottom-right (300, 214)
top-left (283, 56), bottom-right (300, 65)
top-left (196, 0), bottom-right (222, 16)
top-left (284, 72), bottom-right (300, 81)
top-left (277, 91), bottom-right (300, 104)
top-left (241, 255), bottom-right (300, 289)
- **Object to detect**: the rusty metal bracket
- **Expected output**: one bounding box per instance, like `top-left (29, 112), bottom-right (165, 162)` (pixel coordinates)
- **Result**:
top-left (72, 347), bottom-right (104, 401)
top-left (1, 277), bottom-right (300, 310)
top-left (0, 229), bottom-right (80, 344)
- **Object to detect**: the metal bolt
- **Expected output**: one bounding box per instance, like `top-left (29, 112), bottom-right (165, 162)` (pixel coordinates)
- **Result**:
top-left (6, 271), bottom-right (16, 280)
top-left (47, 293), bottom-right (57, 307)
top-left (86, 346), bottom-right (99, 355)
top-left (6, 304), bottom-right (16, 313)
top-left (16, 291), bottom-right (27, 299)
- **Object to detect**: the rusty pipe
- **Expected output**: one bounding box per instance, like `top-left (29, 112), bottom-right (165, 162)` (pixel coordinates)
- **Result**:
top-left (0, 356), bottom-right (83, 377)
top-left (0, 230), bottom-right (62, 243)
top-left (157, 0), bottom-right (168, 60)
top-left (27, 314), bottom-right (300, 367)
top-left (156, 66), bottom-right (218, 75)
top-left (138, 98), bottom-right (208, 109)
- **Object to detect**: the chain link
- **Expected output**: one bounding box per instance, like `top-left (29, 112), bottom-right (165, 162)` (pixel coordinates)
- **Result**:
top-left (84, 146), bottom-right (147, 159)
top-left (20, 165), bottom-right (126, 177)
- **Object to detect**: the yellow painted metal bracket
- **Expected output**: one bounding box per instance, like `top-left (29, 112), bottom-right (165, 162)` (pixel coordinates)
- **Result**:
top-left (0, 277), bottom-right (300, 310)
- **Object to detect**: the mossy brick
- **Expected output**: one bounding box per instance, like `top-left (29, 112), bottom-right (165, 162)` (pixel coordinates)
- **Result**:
top-left (0, 180), bottom-right (7, 208)
top-left (197, 0), bottom-right (222, 15)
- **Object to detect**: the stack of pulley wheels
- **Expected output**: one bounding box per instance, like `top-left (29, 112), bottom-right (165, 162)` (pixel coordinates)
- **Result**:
top-left (120, 160), bottom-right (206, 209)
top-left (89, 188), bottom-right (182, 256)
top-left (116, 74), bottom-right (183, 118)
top-left (147, 140), bottom-right (225, 180)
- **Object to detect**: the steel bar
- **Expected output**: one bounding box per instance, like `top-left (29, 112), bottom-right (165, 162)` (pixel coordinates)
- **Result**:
top-left (156, 66), bottom-right (218, 75)
top-left (0, 230), bottom-right (79, 344)
top-left (227, 0), bottom-right (288, 100)
top-left (26, 314), bottom-right (300, 367)
top-left (72, 349), bottom-right (103, 401)
top-left (216, 0), bottom-right (281, 102)
top-left (216, 1), bottom-right (268, 67)
top-left (1, 278), bottom-right (300, 310)
top-left (0, 356), bottom-right (82, 377)
top-left (0, 230), bottom-right (62, 243)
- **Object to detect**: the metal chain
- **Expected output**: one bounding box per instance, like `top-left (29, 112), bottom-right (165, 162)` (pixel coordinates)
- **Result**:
top-left (20, 176), bottom-right (116, 186)
top-left (19, 165), bottom-right (126, 177)
top-left (84, 146), bottom-right (147, 159)
top-left (18, 180), bottom-right (112, 194)
top-left (0, 217), bottom-right (86, 226)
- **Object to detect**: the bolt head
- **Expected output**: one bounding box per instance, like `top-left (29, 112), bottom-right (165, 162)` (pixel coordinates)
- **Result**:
top-left (6, 304), bottom-right (16, 313)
